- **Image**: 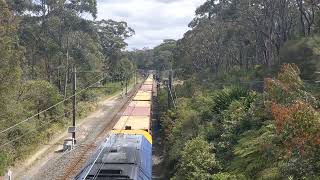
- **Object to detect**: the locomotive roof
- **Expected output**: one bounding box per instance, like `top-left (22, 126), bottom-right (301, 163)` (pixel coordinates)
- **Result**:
top-left (75, 132), bottom-right (152, 179)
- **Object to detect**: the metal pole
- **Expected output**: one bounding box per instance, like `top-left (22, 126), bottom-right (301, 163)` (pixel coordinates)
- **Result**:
top-left (168, 70), bottom-right (173, 109)
top-left (125, 76), bottom-right (128, 95)
top-left (135, 70), bottom-right (137, 85)
top-left (72, 66), bottom-right (77, 144)
top-left (169, 70), bottom-right (173, 92)
top-left (167, 82), bottom-right (171, 109)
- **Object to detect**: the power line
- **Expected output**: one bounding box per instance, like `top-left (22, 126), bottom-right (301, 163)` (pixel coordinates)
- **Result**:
top-left (0, 75), bottom-right (107, 135)
top-left (0, 109), bottom-right (73, 149)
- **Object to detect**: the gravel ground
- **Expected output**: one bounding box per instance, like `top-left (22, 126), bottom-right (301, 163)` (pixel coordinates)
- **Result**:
top-left (12, 85), bottom-right (138, 180)
top-left (151, 82), bottom-right (165, 180)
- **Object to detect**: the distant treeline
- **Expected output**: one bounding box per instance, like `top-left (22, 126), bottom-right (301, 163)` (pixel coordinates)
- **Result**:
top-left (129, 0), bottom-right (320, 82)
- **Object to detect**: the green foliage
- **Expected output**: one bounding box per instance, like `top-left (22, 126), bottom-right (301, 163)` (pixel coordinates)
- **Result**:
top-left (210, 172), bottom-right (246, 180)
top-left (174, 79), bottom-right (197, 98)
top-left (0, 0), bottom-right (23, 126)
top-left (212, 86), bottom-right (249, 113)
top-left (160, 64), bottom-right (320, 179)
top-left (174, 137), bottom-right (220, 180)
top-left (0, 152), bottom-right (9, 175)
top-left (231, 123), bottom-right (280, 178)
top-left (167, 107), bottom-right (201, 166)
top-left (265, 63), bottom-right (317, 106)
top-left (0, 0), bottom-right (137, 175)
top-left (218, 100), bottom-right (249, 160)
top-left (103, 81), bottom-right (123, 94)
top-left (126, 49), bottom-right (153, 69)
top-left (280, 36), bottom-right (320, 80)
top-left (153, 39), bottom-right (176, 71)
top-left (127, 39), bottom-right (176, 71)
top-left (80, 90), bottom-right (99, 102)
top-left (19, 80), bottom-right (62, 116)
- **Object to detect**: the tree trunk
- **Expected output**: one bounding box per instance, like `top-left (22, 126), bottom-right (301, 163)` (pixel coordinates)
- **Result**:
top-left (297, 0), bottom-right (306, 36)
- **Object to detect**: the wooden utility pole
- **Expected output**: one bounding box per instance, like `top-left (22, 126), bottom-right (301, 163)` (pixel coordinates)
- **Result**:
top-left (72, 66), bottom-right (77, 144)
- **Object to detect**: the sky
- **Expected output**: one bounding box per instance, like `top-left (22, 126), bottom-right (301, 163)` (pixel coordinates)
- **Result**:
top-left (97, 0), bottom-right (206, 50)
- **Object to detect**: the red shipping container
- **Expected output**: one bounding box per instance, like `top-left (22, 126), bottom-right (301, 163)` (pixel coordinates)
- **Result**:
top-left (123, 106), bottom-right (151, 116)
top-left (140, 84), bottom-right (153, 91)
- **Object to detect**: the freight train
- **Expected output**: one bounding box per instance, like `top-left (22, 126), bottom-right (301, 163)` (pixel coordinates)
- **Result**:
top-left (75, 75), bottom-right (154, 180)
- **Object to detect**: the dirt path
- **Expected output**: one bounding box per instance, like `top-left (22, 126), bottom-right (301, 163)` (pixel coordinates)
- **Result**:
top-left (11, 85), bottom-right (138, 180)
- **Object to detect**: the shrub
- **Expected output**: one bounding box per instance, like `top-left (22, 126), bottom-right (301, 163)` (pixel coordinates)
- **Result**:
top-left (174, 137), bottom-right (220, 180)
top-left (212, 86), bottom-right (249, 114)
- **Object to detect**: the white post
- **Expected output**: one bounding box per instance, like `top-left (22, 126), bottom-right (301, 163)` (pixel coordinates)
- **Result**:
top-left (7, 169), bottom-right (12, 180)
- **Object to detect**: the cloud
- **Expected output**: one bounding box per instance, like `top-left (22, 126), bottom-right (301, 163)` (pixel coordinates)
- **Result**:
top-left (97, 0), bottom-right (205, 50)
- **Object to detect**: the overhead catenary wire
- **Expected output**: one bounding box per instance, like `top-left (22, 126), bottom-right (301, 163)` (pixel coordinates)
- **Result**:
top-left (0, 75), bottom-right (107, 135)
top-left (0, 109), bottom-right (73, 149)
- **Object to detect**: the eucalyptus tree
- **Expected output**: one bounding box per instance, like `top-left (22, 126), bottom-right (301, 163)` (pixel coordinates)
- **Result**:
top-left (0, 2), bottom-right (25, 171)
top-left (94, 19), bottom-right (135, 79)
top-left (153, 39), bottom-right (177, 71)
top-left (12, 0), bottom-right (98, 91)
top-left (126, 48), bottom-right (154, 69)
top-left (176, 0), bottom-right (320, 76)
top-left (0, 0), bottom-right (24, 124)
top-left (296, 0), bottom-right (320, 36)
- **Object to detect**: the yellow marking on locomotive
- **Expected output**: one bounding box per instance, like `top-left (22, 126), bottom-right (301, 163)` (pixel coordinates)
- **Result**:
top-left (112, 130), bottom-right (152, 144)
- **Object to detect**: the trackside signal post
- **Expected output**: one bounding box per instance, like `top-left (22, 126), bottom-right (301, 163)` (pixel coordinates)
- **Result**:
top-left (64, 67), bottom-right (77, 151)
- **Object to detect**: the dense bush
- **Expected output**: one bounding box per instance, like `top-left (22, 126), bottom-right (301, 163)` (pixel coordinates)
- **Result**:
top-left (173, 137), bottom-right (220, 180)
top-left (160, 64), bottom-right (320, 179)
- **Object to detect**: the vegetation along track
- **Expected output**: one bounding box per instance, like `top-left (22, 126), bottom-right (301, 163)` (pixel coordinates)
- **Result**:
top-left (56, 82), bottom-right (142, 180)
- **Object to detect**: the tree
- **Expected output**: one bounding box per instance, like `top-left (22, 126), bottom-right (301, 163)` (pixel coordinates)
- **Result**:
top-left (0, 0), bottom-right (24, 129)
top-left (0, 0), bottom-right (24, 174)
top-left (153, 39), bottom-right (176, 71)
top-left (18, 80), bottom-right (62, 119)
top-left (94, 19), bottom-right (134, 74)
top-left (126, 48), bottom-right (154, 69)
top-left (175, 0), bottom-right (320, 76)
top-left (14, 0), bottom-right (99, 91)
top-left (296, 0), bottom-right (319, 36)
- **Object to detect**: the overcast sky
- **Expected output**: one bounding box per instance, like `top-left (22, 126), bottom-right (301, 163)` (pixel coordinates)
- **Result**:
top-left (97, 0), bottom-right (205, 50)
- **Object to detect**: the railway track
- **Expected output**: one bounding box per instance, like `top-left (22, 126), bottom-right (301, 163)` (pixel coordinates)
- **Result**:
top-left (57, 83), bottom-right (142, 180)
top-left (58, 144), bottom-right (97, 179)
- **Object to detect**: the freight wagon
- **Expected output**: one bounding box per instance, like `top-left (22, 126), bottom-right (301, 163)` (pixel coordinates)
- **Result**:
top-left (75, 75), bottom-right (154, 180)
